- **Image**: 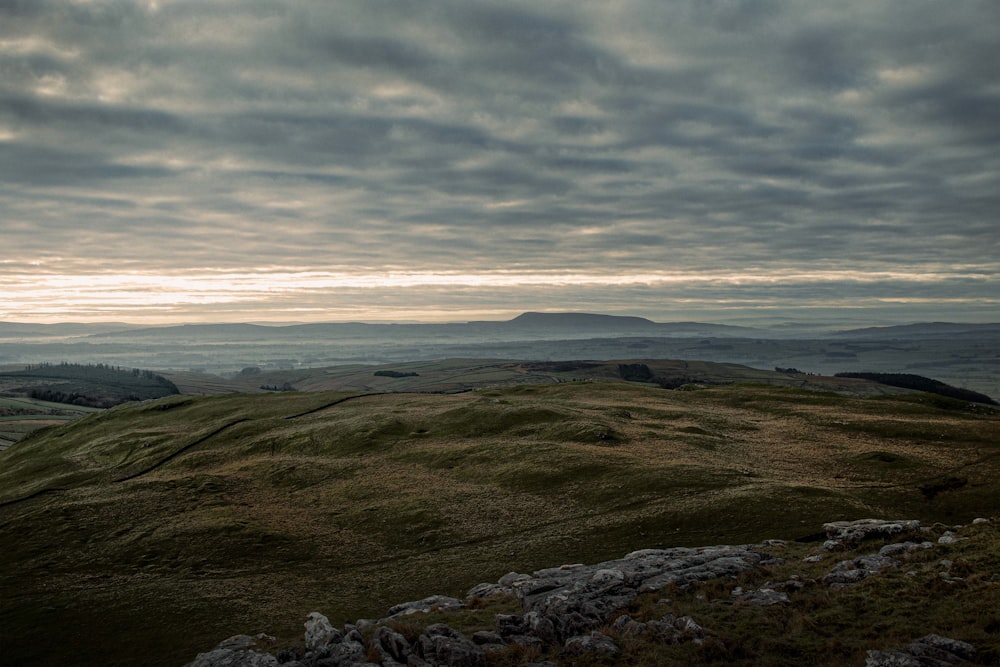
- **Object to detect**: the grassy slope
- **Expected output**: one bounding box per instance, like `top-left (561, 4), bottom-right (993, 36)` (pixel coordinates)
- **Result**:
top-left (172, 357), bottom-right (916, 397)
top-left (0, 396), bottom-right (99, 448)
top-left (0, 382), bottom-right (998, 666)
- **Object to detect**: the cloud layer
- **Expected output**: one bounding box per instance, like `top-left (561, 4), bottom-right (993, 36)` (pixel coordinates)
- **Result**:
top-left (2, 0), bottom-right (998, 322)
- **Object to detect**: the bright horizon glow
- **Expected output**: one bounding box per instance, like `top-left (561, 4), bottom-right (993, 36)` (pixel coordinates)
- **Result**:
top-left (2, 268), bottom-right (998, 325)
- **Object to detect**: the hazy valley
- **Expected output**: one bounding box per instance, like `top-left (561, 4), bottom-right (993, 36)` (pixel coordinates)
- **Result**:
top-left (3, 314), bottom-right (999, 398)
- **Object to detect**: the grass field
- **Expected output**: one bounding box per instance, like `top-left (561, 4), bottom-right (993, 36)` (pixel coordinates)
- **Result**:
top-left (0, 381), bottom-right (997, 666)
top-left (169, 357), bottom-right (921, 397)
top-left (0, 396), bottom-right (99, 449)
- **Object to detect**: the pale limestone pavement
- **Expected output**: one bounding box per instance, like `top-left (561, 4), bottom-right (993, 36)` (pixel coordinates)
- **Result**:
top-left (184, 518), bottom-right (983, 667)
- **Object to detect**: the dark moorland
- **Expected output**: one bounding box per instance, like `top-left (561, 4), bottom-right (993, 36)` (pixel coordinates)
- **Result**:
top-left (1, 368), bottom-right (998, 666)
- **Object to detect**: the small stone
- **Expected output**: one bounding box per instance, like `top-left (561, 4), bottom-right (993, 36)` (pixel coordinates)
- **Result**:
top-left (564, 632), bottom-right (619, 656)
top-left (973, 518), bottom-right (989, 524)
top-left (865, 649), bottom-right (922, 666)
top-left (731, 587), bottom-right (790, 606)
top-left (879, 541), bottom-right (932, 557)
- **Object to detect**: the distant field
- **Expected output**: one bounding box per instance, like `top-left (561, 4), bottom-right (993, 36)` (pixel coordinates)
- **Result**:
top-left (168, 357), bottom-right (919, 398)
top-left (0, 396), bottom-right (99, 449)
top-left (0, 381), bottom-right (996, 666)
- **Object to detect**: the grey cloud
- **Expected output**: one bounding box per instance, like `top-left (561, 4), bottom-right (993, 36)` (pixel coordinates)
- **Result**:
top-left (782, 26), bottom-right (869, 90)
top-left (1, 94), bottom-right (185, 135)
top-left (0, 141), bottom-right (176, 185)
top-left (0, 0), bottom-right (997, 322)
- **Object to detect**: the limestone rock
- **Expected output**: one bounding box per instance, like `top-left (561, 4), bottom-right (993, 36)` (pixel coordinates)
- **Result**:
top-left (304, 612), bottom-right (342, 651)
top-left (186, 518), bottom-right (969, 667)
top-left (611, 614), bottom-right (648, 637)
top-left (866, 634), bottom-right (975, 666)
top-left (523, 610), bottom-right (558, 644)
top-left (563, 631), bottom-right (618, 656)
top-left (465, 582), bottom-right (512, 600)
top-left (415, 624), bottom-right (485, 667)
top-left (183, 635), bottom-right (279, 667)
top-left (879, 541), bottom-right (934, 557)
top-left (644, 614), bottom-right (705, 645)
top-left (494, 613), bottom-right (528, 639)
top-left (865, 650), bottom-right (924, 666)
top-left (312, 637), bottom-right (365, 666)
top-left (731, 586), bottom-right (790, 606)
top-left (822, 553), bottom-right (900, 587)
top-left (470, 630), bottom-right (503, 646)
top-left (824, 519), bottom-right (921, 546)
top-left (386, 594), bottom-right (464, 618)
top-left (372, 626), bottom-right (411, 666)
top-left (476, 544), bottom-right (765, 647)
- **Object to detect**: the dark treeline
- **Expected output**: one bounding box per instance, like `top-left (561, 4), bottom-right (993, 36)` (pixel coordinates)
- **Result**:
top-left (835, 372), bottom-right (997, 406)
top-left (26, 387), bottom-right (124, 409)
top-left (16, 362), bottom-right (177, 389)
top-left (6, 363), bottom-right (179, 408)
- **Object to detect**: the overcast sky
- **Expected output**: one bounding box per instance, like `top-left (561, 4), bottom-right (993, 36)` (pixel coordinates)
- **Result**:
top-left (2, 0), bottom-right (998, 324)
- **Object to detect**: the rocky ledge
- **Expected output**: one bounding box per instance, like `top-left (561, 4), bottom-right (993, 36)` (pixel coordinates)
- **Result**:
top-left (185, 519), bottom-right (987, 667)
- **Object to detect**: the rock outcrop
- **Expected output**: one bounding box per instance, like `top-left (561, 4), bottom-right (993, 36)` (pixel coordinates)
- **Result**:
top-left (185, 635), bottom-right (278, 667)
top-left (184, 519), bottom-right (982, 667)
top-left (866, 634), bottom-right (976, 666)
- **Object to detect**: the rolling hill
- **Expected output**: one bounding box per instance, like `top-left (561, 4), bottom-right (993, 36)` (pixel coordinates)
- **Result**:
top-left (1, 379), bottom-right (997, 666)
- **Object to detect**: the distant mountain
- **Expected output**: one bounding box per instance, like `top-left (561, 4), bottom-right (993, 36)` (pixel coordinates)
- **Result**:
top-left (833, 322), bottom-right (1000, 340)
top-left (88, 322), bottom-right (281, 340)
top-left (505, 311), bottom-right (658, 329)
top-left (502, 312), bottom-right (758, 337)
top-left (0, 322), bottom-right (136, 338)
top-left (85, 321), bottom-right (465, 341)
top-left (83, 313), bottom-right (759, 342)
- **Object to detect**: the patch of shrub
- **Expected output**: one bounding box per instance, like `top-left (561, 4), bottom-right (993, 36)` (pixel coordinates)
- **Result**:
top-left (835, 372), bottom-right (997, 406)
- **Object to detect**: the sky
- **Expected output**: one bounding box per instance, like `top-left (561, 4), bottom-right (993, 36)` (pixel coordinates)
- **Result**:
top-left (2, 0), bottom-right (999, 325)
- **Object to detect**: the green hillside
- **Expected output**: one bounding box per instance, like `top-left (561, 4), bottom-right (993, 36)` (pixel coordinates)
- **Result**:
top-left (0, 382), bottom-right (998, 666)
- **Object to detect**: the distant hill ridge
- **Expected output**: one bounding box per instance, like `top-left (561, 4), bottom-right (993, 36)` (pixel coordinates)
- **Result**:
top-left (5, 315), bottom-right (1000, 343)
top-left (78, 312), bottom-right (759, 340)
top-left (833, 322), bottom-right (1000, 339)
top-left (506, 311), bottom-right (658, 328)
